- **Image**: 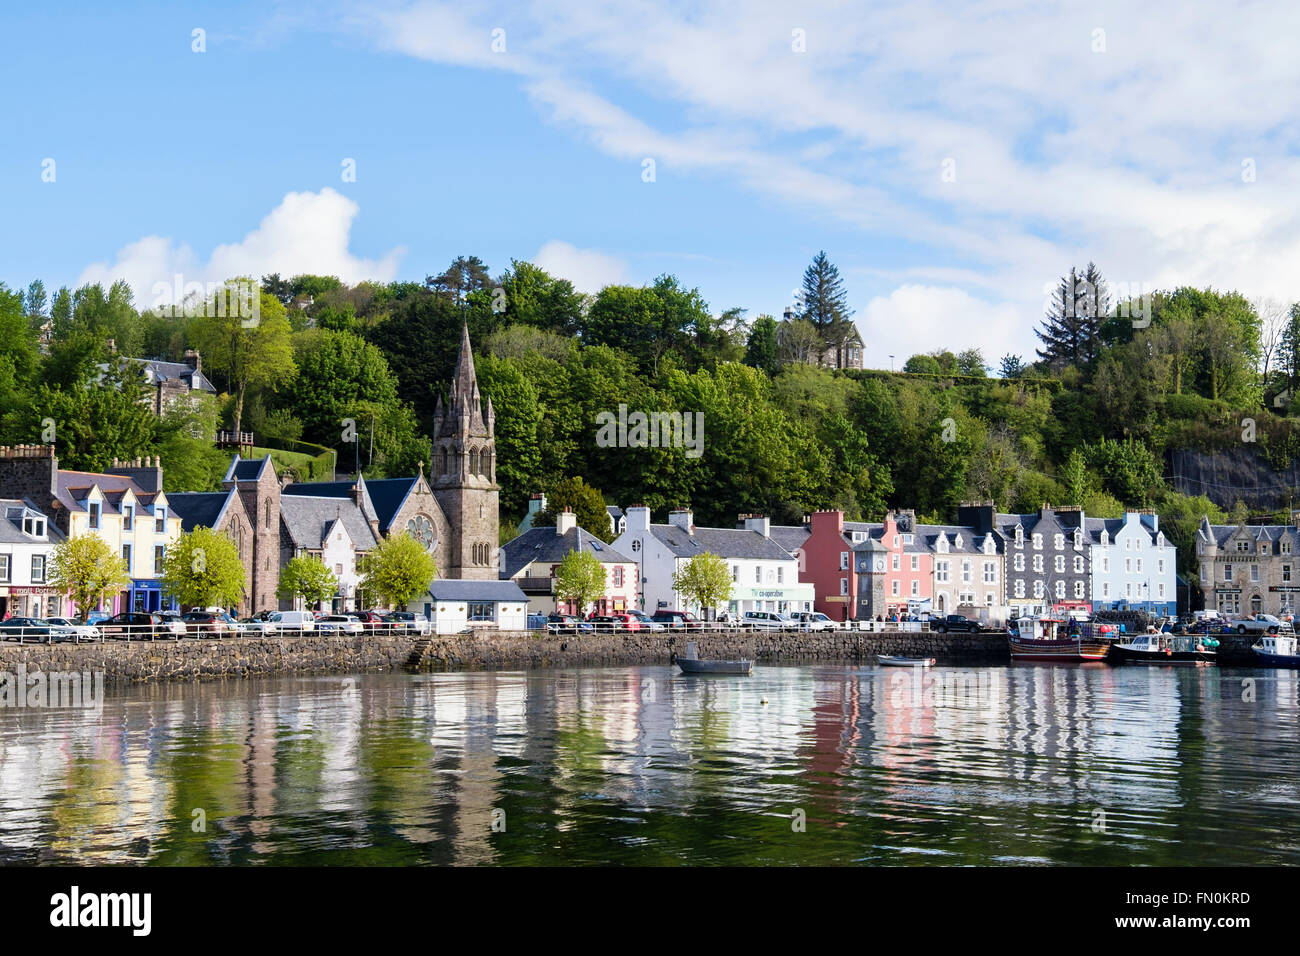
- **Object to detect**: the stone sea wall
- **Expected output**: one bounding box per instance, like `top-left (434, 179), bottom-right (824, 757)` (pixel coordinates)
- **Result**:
top-left (0, 629), bottom-right (1013, 684)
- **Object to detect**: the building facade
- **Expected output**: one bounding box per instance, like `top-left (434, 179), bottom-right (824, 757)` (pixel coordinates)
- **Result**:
top-left (500, 509), bottom-right (638, 614)
top-left (1088, 511), bottom-right (1176, 616)
top-left (0, 498), bottom-right (63, 619)
top-left (1196, 516), bottom-right (1300, 617)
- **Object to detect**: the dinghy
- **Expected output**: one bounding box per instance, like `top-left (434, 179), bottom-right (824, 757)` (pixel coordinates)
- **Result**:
top-left (673, 642), bottom-right (753, 675)
top-left (876, 655), bottom-right (936, 667)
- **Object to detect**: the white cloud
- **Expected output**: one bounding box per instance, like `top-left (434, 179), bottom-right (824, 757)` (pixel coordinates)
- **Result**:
top-left (534, 240), bottom-right (626, 293)
top-left (78, 188), bottom-right (403, 308)
top-left (861, 286), bottom-right (1029, 372)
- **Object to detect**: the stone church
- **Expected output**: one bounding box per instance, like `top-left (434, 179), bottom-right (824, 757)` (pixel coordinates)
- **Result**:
top-left (172, 321), bottom-right (500, 610)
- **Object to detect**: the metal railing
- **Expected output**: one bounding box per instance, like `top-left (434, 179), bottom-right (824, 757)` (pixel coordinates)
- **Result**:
top-left (0, 621), bottom-right (433, 643)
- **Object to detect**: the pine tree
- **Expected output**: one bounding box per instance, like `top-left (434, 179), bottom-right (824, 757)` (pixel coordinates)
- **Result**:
top-left (1036, 263), bottom-right (1109, 369)
top-left (798, 251), bottom-right (856, 357)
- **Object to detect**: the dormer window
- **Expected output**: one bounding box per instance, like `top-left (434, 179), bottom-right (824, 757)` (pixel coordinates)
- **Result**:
top-left (155, 506), bottom-right (167, 533)
top-left (123, 504), bottom-right (134, 531)
top-left (937, 537), bottom-right (949, 554)
top-left (1073, 530), bottom-right (1082, 548)
top-left (1101, 531), bottom-right (1109, 546)
top-left (88, 501), bottom-right (101, 530)
top-left (954, 534), bottom-right (964, 549)
top-left (1015, 527), bottom-right (1024, 546)
top-left (22, 514), bottom-right (46, 538)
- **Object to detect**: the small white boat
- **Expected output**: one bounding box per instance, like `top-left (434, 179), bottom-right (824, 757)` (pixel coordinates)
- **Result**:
top-left (876, 655), bottom-right (935, 667)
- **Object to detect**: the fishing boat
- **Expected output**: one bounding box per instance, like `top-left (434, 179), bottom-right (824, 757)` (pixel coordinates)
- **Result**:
top-left (876, 655), bottom-right (936, 667)
top-left (1108, 631), bottom-right (1216, 665)
top-left (1008, 616), bottom-right (1111, 662)
top-left (672, 642), bottom-right (753, 675)
top-left (1251, 633), bottom-right (1300, 668)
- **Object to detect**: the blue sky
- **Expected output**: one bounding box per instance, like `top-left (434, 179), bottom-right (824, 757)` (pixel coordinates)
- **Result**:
top-left (4, 1), bottom-right (1299, 367)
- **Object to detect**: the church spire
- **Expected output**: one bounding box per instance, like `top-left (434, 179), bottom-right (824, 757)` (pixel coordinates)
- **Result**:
top-left (443, 321), bottom-right (486, 434)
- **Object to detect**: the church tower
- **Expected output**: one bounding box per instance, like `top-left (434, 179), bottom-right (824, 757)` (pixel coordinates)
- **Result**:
top-left (431, 322), bottom-right (499, 580)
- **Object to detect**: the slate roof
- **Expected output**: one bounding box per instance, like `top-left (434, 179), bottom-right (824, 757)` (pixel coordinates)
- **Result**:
top-left (1199, 519), bottom-right (1297, 551)
top-left (500, 525), bottom-right (633, 579)
top-left (770, 524), bottom-right (811, 553)
top-left (428, 579), bottom-right (527, 602)
top-left (648, 524), bottom-right (796, 561)
top-left (915, 523), bottom-right (1001, 554)
top-left (0, 499), bottom-right (64, 545)
top-left (281, 475), bottom-right (384, 526)
top-left (168, 491), bottom-right (233, 532)
top-left (225, 455), bottom-right (273, 483)
top-left (54, 470), bottom-right (157, 514)
top-left (130, 358), bottom-right (216, 393)
top-left (280, 495), bottom-right (378, 551)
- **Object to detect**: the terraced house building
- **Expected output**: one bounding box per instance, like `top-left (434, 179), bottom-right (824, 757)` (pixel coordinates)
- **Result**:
top-left (0, 445), bottom-right (183, 614)
top-left (1196, 516), bottom-right (1300, 618)
top-left (1087, 511), bottom-right (1176, 616)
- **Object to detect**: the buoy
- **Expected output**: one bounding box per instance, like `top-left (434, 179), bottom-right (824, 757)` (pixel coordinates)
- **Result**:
top-left (761, 698), bottom-right (768, 705)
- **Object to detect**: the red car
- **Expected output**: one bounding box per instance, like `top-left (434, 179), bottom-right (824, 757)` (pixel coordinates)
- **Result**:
top-left (350, 610), bottom-right (389, 631)
top-left (588, 613), bottom-right (640, 631)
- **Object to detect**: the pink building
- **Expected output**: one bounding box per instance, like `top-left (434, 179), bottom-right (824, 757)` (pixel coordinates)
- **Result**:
top-left (801, 511), bottom-right (864, 622)
top-left (853, 511), bottom-right (933, 619)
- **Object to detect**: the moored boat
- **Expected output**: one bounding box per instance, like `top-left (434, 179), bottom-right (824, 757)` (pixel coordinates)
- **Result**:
top-left (1108, 632), bottom-right (1216, 665)
top-left (876, 655), bottom-right (936, 667)
top-left (673, 641), bottom-right (753, 675)
top-left (1250, 633), bottom-right (1300, 668)
top-left (1008, 616), bottom-right (1111, 662)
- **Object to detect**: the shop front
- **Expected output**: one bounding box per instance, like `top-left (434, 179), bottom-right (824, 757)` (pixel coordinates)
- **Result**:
top-left (128, 579), bottom-right (176, 613)
top-left (3, 585), bottom-right (63, 619)
top-left (726, 583), bottom-right (816, 618)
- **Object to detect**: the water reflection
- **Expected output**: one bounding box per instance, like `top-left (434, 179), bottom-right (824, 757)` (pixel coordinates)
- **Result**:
top-left (1, 665), bottom-right (1298, 865)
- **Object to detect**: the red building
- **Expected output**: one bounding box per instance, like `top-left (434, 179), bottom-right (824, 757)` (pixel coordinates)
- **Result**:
top-left (802, 511), bottom-right (866, 621)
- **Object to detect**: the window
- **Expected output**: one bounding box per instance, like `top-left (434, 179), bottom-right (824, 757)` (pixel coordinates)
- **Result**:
top-left (893, 535), bottom-right (899, 547)
top-left (123, 504), bottom-right (134, 531)
top-left (891, 554), bottom-right (900, 571)
top-left (1033, 555), bottom-right (1043, 573)
top-left (1073, 555), bottom-right (1084, 574)
top-left (755, 566), bottom-right (761, 584)
top-left (154, 545), bottom-right (165, 574)
top-left (911, 580), bottom-right (920, 596)
top-left (1285, 565), bottom-right (1293, 583)
top-left (1032, 533), bottom-right (1042, 550)
top-left (732, 565), bottom-right (738, 582)
top-left (983, 561), bottom-right (996, 583)
top-left (961, 559), bottom-right (971, 583)
top-left (614, 567), bottom-right (624, 587)
top-left (1285, 541), bottom-right (1294, 555)
top-left (1125, 558), bottom-right (1132, 573)
top-left (1073, 530), bottom-right (1082, 549)
top-left (1054, 534), bottom-right (1064, 550)
top-left (1102, 582), bottom-right (1110, 597)
top-left (1251, 565), bottom-right (1260, 582)
top-left (1054, 555), bottom-right (1064, 573)
top-left (155, 506), bottom-right (166, 533)
top-left (891, 580), bottom-right (900, 596)
top-left (22, 514), bottom-right (45, 537)
top-left (1014, 580), bottom-right (1025, 598)
top-left (1102, 556), bottom-right (1110, 573)
top-left (1260, 544), bottom-right (1269, 555)
top-left (1055, 580), bottom-right (1065, 599)
top-left (1157, 559), bottom-right (1164, 574)
top-left (1237, 541), bottom-right (1249, 553)
top-left (467, 601), bottom-right (496, 623)
top-left (936, 560), bottom-right (950, 583)
top-left (1224, 564), bottom-right (1233, 582)
top-left (840, 578), bottom-right (849, 595)
top-left (88, 501), bottom-right (100, 530)
top-left (0, 554), bottom-right (9, 582)
top-left (1158, 584), bottom-right (1166, 598)
top-left (1073, 580), bottom-right (1084, 598)
top-left (631, 539), bottom-right (641, 553)
top-left (777, 567), bottom-right (784, 584)
top-left (1015, 527), bottom-right (1024, 546)
top-left (335, 563), bottom-right (343, 575)
top-left (840, 552), bottom-right (849, 570)
top-left (31, 554), bottom-right (45, 583)
top-left (122, 543), bottom-right (132, 574)
top-left (911, 554), bottom-right (919, 571)
top-left (1033, 580), bottom-right (1044, 598)
top-left (1014, 553), bottom-right (1024, 572)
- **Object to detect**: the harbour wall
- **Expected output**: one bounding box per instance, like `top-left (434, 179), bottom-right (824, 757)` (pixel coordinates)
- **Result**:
top-left (0, 630), bottom-right (1012, 684)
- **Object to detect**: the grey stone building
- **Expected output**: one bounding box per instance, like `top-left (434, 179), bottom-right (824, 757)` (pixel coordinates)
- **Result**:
top-left (1196, 516), bottom-right (1300, 617)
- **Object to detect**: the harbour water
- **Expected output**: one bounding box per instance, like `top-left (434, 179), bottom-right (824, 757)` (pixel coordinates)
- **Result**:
top-left (2, 664), bottom-right (1298, 865)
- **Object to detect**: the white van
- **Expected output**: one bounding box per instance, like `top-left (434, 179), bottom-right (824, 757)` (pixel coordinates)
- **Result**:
top-left (265, 610), bottom-right (316, 633)
top-left (742, 611), bottom-right (796, 630)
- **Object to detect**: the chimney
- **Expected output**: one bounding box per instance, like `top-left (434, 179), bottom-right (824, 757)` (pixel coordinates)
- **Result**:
top-left (810, 510), bottom-right (844, 535)
top-left (626, 504), bottom-right (651, 532)
top-left (739, 513), bottom-right (770, 537)
top-left (105, 454), bottom-right (163, 493)
top-left (0, 444), bottom-right (59, 510)
top-left (957, 501), bottom-right (995, 534)
top-left (668, 508), bottom-right (694, 534)
top-left (183, 349), bottom-right (201, 373)
top-left (783, 306), bottom-right (795, 322)
top-left (556, 508), bottom-right (577, 536)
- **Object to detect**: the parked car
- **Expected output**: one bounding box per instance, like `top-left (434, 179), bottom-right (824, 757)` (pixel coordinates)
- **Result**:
top-left (742, 611), bottom-right (797, 630)
top-left (546, 613), bottom-right (593, 634)
top-left (85, 609), bottom-right (111, 626)
top-left (588, 613), bottom-right (640, 631)
top-left (99, 611), bottom-right (169, 641)
top-left (649, 609), bottom-right (705, 630)
top-left (930, 614), bottom-right (983, 633)
top-left (790, 611), bottom-right (836, 631)
top-left (45, 617), bottom-right (101, 642)
top-left (0, 617), bottom-right (78, 643)
top-left (1233, 614), bottom-right (1293, 635)
top-left (350, 610), bottom-right (389, 631)
top-left (262, 610), bottom-right (318, 633)
top-left (384, 611), bottom-right (431, 635)
top-left (316, 614), bottom-right (365, 634)
top-left (157, 611), bottom-right (189, 638)
top-left (181, 610), bottom-right (231, 637)
top-left (625, 609), bottom-right (665, 630)
top-left (526, 612), bottom-right (549, 631)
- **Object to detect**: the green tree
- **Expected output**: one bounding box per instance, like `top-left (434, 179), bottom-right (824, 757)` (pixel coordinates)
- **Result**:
top-left (672, 552), bottom-right (733, 620)
top-left (360, 532), bottom-right (438, 608)
top-left (277, 555), bottom-right (339, 609)
top-left (49, 535), bottom-right (131, 618)
top-left (288, 328), bottom-right (399, 443)
top-left (798, 251), bottom-right (854, 352)
top-left (553, 550), bottom-right (607, 617)
top-left (744, 313), bottom-right (779, 375)
top-left (998, 354), bottom-right (1026, 379)
top-left (192, 281), bottom-right (296, 437)
top-left (476, 355), bottom-right (543, 518)
top-left (538, 476), bottom-right (613, 541)
top-left (160, 527), bottom-right (246, 610)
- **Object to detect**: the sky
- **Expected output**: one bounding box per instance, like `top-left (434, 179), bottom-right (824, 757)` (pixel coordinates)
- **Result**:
top-left (3, 1), bottom-right (1299, 369)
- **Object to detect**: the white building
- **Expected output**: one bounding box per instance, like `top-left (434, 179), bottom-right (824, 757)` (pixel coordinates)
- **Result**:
top-left (413, 579), bottom-right (529, 634)
top-left (1086, 511), bottom-right (1176, 616)
top-left (613, 507), bottom-right (813, 618)
top-left (0, 499), bottom-right (63, 619)
top-left (279, 494), bottom-right (378, 612)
